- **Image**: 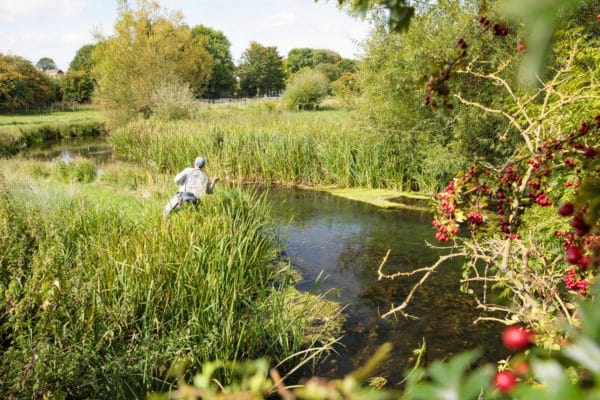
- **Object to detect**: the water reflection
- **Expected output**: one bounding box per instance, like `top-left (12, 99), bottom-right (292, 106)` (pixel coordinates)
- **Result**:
top-left (265, 188), bottom-right (506, 384)
top-left (19, 138), bottom-right (113, 163)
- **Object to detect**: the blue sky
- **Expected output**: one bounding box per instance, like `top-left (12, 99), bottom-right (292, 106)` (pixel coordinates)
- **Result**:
top-left (0, 0), bottom-right (371, 70)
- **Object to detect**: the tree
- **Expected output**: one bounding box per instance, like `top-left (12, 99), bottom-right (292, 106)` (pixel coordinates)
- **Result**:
top-left (237, 42), bottom-right (285, 97)
top-left (0, 54), bottom-right (57, 112)
top-left (286, 48), bottom-right (341, 74)
top-left (35, 57), bottom-right (57, 71)
top-left (283, 69), bottom-right (329, 110)
top-left (63, 70), bottom-right (95, 103)
top-left (92, 0), bottom-right (212, 125)
top-left (191, 25), bottom-right (236, 99)
top-left (69, 44), bottom-right (96, 73)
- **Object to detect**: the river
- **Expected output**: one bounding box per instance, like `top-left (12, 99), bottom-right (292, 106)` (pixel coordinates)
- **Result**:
top-left (20, 138), bottom-right (506, 385)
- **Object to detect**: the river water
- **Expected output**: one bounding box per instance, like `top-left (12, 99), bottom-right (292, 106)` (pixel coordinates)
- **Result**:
top-left (20, 139), bottom-right (506, 385)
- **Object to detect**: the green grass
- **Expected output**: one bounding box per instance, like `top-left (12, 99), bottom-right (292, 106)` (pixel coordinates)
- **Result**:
top-left (0, 109), bottom-right (106, 157)
top-left (0, 159), bottom-right (339, 399)
top-left (0, 109), bottom-right (103, 128)
top-left (111, 106), bottom-right (419, 191)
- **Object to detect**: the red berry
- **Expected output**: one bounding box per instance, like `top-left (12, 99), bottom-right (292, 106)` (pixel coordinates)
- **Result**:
top-left (566, 246), bottom-right (582, 264)
top-left (584, 147), bottom-right (597, 158)
top-left (578, 256), bottom-right (591, 270)
top-left (502, 325), bottom-right (534, 351)
top-left (558, 203), bottom-right (574, 217)
top-left (494, 371), bottom-right (517, 394)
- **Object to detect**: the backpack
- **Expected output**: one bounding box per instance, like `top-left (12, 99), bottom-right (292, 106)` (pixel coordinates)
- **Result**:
top-left (184, 169), bottom-right (209, 199)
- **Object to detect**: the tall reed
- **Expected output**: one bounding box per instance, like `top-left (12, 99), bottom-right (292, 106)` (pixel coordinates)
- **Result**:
top-left (110, 109), bottom-right (419, 190)
top-left (0, 170), bottom-right (322, 399)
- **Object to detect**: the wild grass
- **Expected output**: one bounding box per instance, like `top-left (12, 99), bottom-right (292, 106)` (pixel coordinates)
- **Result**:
top-left (0, 159), bottom-right (337, 399)
top-left (111, 107), bottom-right (415, 190)
top-left (0, 109), bottom-right (106, 156)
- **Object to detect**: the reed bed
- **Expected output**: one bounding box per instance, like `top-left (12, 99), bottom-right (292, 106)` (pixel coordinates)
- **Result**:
top-left (110, 108), bottom-right (411, 189)
top-left (0, 162), bottom-right (330, 399)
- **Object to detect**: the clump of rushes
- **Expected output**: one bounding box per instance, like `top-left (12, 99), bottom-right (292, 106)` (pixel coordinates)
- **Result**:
top-left (0, 176), bottom-right (324, 399)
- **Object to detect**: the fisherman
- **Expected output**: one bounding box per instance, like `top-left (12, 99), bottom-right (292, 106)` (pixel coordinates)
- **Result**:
top-left (163, 156), bottom-right (219, 217)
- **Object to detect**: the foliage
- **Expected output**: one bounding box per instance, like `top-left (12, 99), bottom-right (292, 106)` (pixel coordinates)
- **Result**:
top-left (0, 165), bottom-right (330, 399)
top-left (0, 110), bottom-right (105, 156)
top-left (237, 42), bottom-right (286, 97)
top-left (154, 281), bottom-right (600, 399)
top-left (110, 107), bottom-right (426, 190)
top-left (53, 158), bottom-right (97, 183)
top-left (282, 69), bottom-right (329, 111)
top-left (286, 48), bottom-right (341, 74)
top-left (92, 0), bottom-right (212, 126)
top-left (0, 54), bottom-right (59, 112)
top-left (62, 70), bottom-right (95, 103)
top-left (68, 44), bottom-right (96, 73)
top-left (191, 25), bottom-right (236, 99)
top-left (314, 63), bottom-right (341, 82)
top-left (35, 57), bottom-right (57, 71)
top-left (151, 81), bottom-right (196, 120)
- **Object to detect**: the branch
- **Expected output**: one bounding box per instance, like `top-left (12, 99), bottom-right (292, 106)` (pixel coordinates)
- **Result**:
top-left (380, 252), bottom-right (467, 319)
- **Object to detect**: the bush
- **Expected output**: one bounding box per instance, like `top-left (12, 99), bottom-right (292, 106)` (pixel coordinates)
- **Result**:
top-left (151, 81), bottom-right (196, 121)
top-left (282, 69), bottom-right (329, 111)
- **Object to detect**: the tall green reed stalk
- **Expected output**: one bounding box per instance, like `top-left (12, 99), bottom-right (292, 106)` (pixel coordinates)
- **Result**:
top-left (110, 110), bottom-right (415, 190)
top-left (0, 175), bottom-right (317, 399)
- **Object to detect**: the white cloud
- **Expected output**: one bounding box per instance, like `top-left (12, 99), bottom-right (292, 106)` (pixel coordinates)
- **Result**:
top-left (0, 0), bottom-right (87, 22)
top-left (257, 12), bottom-right (297, 28)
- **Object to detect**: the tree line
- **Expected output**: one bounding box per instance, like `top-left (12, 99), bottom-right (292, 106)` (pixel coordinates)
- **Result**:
top-left (0, 3), bottom-right (357, 114)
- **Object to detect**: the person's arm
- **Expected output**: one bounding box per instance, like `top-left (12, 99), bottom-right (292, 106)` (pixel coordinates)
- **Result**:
top-left (207, 177), bottom-right (220, 194)
top-left (174, 168), bottom-right (190, 184)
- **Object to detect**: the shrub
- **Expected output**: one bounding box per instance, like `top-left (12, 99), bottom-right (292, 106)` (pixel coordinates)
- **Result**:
top-left (282, 69), bottom-right (329, 111)
top-left (151, 81), bottom-right (196, 121)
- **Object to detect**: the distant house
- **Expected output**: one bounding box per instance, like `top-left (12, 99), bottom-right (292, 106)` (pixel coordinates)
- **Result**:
top-left (44, 69), bottom-right (64, 78)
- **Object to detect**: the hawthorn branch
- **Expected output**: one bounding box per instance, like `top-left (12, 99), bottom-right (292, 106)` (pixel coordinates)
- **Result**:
top-left (380, 252), bottom-right (467, 319)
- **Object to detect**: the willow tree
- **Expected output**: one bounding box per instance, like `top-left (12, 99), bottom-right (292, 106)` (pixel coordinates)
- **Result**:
top-left (92, 0), bottom-right (212, 126)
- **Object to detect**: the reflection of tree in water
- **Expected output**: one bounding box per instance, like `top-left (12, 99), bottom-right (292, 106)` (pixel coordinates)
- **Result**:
top-left (264, 187), bottom-right (506, 385)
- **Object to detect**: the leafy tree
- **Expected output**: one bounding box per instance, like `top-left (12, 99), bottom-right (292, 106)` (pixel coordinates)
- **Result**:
top-left (191, 25), bottom-right (236, 99)
top-left (92, 0), bottom-right (212, 125)
top-left (0, 54), bottom-right (57, 112)
top-left (337, 58), bottom-right (358, 74)
top-left (282, 69), bottom-right (329, 110)
top-left (69, 44), bottom-right (96, 73)
top-left (237, 42), bottom-right (285, 97)
top-left (62, 70), bottom-right (94, 103)
top-left (286, 48), bottom-right (341, 74)
top-left (314, 63), bottom-right (341, 82)
top-left (35, 57), bottom-right (57, 71)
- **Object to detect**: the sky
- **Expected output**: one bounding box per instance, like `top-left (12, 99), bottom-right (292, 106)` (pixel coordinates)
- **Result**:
top-left (0, 0), bottom-right (372, 70)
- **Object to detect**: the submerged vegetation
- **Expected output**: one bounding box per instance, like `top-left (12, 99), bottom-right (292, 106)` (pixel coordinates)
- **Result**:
top-left (0, 160), bottom-right (339, 398)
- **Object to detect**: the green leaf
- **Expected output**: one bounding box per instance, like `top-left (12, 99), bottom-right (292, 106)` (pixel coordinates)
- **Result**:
top-left (563, 337), bottom-right (600, 374)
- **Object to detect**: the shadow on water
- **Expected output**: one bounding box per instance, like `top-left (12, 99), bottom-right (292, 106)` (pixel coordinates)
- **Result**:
top-left (263, 188), bottom-right (507, 386)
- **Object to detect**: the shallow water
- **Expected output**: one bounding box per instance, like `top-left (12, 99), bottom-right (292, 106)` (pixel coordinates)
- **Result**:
top-left (264, 188), bottom-right (506, 384)
top-left (20, 139), bottom-right (506, 384)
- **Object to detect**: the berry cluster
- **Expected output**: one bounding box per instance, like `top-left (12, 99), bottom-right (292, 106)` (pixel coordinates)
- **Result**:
top-left (493, 325), bottom-right (535, 394)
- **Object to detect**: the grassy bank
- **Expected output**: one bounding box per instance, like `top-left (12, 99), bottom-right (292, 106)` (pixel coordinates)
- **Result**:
top-left (0, 110), bottom-right (106, 157)
top-left (110, 105), bottom-right (450, 193)
top-left (0, 159), bottom-right (339, 399)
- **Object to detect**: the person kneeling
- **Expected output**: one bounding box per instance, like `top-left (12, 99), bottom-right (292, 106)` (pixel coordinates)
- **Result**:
top-left (163, 156), bottom-right (219, 218)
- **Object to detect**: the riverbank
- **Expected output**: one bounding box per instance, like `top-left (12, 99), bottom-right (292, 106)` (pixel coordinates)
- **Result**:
top-left (0, 158), bottom-right (342, 399)
top-left (0, 109), bottom-right (106, 156)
